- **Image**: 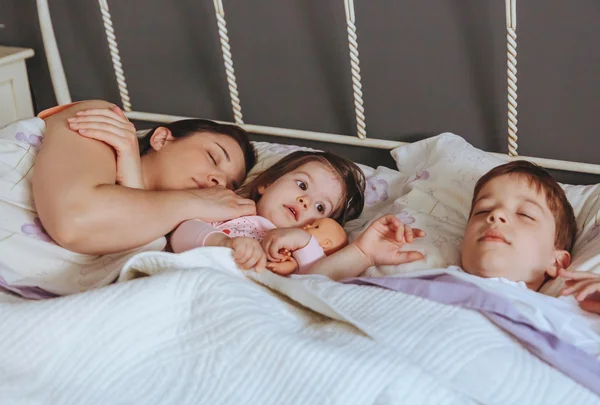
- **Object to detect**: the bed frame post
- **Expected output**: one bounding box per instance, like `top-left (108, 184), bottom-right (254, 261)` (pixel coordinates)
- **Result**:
top-left (36, 0), bottom-right (72, 105)
top-left (98, 0), bottom-right (132, 112)
top-left (506, 0), bottom-right (518, 157)
top-left (344, 0), bottom-right (367, 139)
top-left (213, 0), bottom-right (244, 125)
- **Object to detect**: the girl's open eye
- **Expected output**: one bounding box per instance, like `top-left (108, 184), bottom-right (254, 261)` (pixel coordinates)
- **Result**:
top-left (315, 203), bottom-right (325, 213)
top-left (296, 180), bottom-right (307, 191)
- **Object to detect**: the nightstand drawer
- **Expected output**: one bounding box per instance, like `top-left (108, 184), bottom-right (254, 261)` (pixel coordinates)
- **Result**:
top-left (0, 46), bottom-right (35, 128)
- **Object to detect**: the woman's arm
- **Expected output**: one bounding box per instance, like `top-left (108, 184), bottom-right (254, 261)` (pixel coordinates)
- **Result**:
top-left (33, 100), bottom-right (253, 255)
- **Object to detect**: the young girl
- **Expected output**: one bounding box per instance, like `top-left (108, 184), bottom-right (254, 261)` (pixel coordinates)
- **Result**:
top-left (170, 150), bottom-right (427, 277)
top-left (170, 150), bottom-right (366, 273)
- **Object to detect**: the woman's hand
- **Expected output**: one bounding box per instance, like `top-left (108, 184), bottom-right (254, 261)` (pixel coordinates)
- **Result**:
top-left (68, 106), bottom-right (145, 189)
top-left (183, 186), bottom-right (256, 223)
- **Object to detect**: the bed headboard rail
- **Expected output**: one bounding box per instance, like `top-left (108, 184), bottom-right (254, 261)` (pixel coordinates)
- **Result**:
top-left (36, 0), bottom-right (600, 175)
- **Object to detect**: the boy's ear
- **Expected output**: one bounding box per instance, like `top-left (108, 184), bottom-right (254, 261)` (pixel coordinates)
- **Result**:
top-left (546, 250), bottom-right (571, 278)
top-left (150, 127), bottom-right (175, 151)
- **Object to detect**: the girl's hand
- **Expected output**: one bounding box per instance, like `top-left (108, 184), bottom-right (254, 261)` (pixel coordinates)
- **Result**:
top-left (68, 106), bottom-right (145, 189)
top-left (560, 269), bottom-right (600, 314)
top-left (266, 259), bottom-right (299, 276)
top-left (224, 236), bottom-right (267, 271)
top-left (354, 214), bottom-right (426, 267)
top-left (261, 228), bottom-right (312, 262)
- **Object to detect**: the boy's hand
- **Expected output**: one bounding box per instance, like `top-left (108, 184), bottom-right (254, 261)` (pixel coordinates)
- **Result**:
top-left (261, 228), bottom-right (312, 262)
top-left (210, 234), bottom-right (266, 271)
top-left (560, 269), bottom-right (600, 314)
top-left (354, 214), bottom-right (426, 267)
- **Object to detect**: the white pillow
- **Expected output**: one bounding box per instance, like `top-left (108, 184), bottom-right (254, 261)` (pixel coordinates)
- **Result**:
top-left (0, 119), bottom-right (165, 296)
top-left (246, 140), bottom-right (374, 190)
top-left (357, 132), bottom-right (600, 297)
top-left (246, 141), bottom-right (319, 181)
top-left (346, 133), bottom-right (505, 276)
top-left (541, 184), bottom-right (600, 295)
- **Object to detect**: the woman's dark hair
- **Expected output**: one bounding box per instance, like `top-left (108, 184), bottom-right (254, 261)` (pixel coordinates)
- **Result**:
top-left (138, 119), bottom-right (256, 177)
top-left (239, 151), bottom-right (366, 225)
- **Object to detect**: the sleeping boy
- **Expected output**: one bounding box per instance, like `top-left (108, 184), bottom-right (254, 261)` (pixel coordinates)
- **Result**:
top-left (309, 160), bottom-right (600, 315)
top-left (461, 160), bottom-right (600, 314)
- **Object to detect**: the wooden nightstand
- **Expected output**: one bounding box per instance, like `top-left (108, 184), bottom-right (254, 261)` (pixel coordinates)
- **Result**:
top-left (0, 46), bottom-right (35, 128)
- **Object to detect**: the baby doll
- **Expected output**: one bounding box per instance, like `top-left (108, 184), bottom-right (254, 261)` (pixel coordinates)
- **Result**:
top-left (265, 218), bottom-right (348, 275)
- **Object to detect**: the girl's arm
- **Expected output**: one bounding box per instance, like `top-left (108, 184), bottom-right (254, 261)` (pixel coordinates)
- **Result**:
top-left (304, 243), bottom-right (369, 280)
top-left (171, 219), bottom-right (266, 270)
top-left (308, 215), bottom-right (426, 280)
top-left (33, 100), bottom-right (253, 255)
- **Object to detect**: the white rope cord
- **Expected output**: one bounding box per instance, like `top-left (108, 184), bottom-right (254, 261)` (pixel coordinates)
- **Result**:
top-left (344, 0), bottom-right (367, 139)
top-left (506, 0), bottom-right (518, 156)
top-left (213, 0), bottom-right (243, 125)
top-left (98, 0), bottom-right (132, 111)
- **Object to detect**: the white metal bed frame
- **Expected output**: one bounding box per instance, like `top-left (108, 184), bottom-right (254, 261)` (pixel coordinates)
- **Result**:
top-left (36, 0), bottom-right (600, 175)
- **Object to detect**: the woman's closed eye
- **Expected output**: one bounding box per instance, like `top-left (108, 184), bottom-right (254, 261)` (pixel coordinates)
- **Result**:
top-left (518, 212), bottom-right (535, 220)
top-left (474, 209), bottom-right (490, 215)
top-left (208, 151), bottom-right (217, 166)
top-left (296, 180), bottom-right (307, 191)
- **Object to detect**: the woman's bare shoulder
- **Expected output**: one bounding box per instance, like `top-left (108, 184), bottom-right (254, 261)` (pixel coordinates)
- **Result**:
top-left (37, 100), bottom-right (117, 180)
top-left (42, 100), bottom-right (116, 134)
top-left (33, 100), bottom-right (118, 242)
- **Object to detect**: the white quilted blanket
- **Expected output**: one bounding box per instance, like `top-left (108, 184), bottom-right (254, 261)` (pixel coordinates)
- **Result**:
top-left (1, 247), bottom-right (598, 405)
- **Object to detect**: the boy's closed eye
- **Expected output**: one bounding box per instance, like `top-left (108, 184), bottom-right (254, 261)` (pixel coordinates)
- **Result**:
top-left (518, 212), bottom-right (536, 221)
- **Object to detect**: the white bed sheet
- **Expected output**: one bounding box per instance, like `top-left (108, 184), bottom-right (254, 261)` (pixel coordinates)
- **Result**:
top-left (1, 247), bottom-right (598, 404)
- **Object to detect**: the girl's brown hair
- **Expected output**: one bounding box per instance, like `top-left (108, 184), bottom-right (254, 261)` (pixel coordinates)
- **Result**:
top-left (239, 151), bottom-right (365, 225)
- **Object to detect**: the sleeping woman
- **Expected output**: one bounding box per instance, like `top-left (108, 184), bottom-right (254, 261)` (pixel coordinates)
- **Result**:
top-left (0, 100), bottom-right (256, 296)
top-left (34, 100), bottom-right (257, 255)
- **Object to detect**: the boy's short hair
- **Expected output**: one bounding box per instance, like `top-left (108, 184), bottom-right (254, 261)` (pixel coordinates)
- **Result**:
top-left (239, 151), bottom-right (366, 225)
top-left (470, 160), bottom-right (577, 252)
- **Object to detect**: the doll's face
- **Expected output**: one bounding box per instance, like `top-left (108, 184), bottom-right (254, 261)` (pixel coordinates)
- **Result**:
top-left (304, 218), bottom-right (348, 255)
